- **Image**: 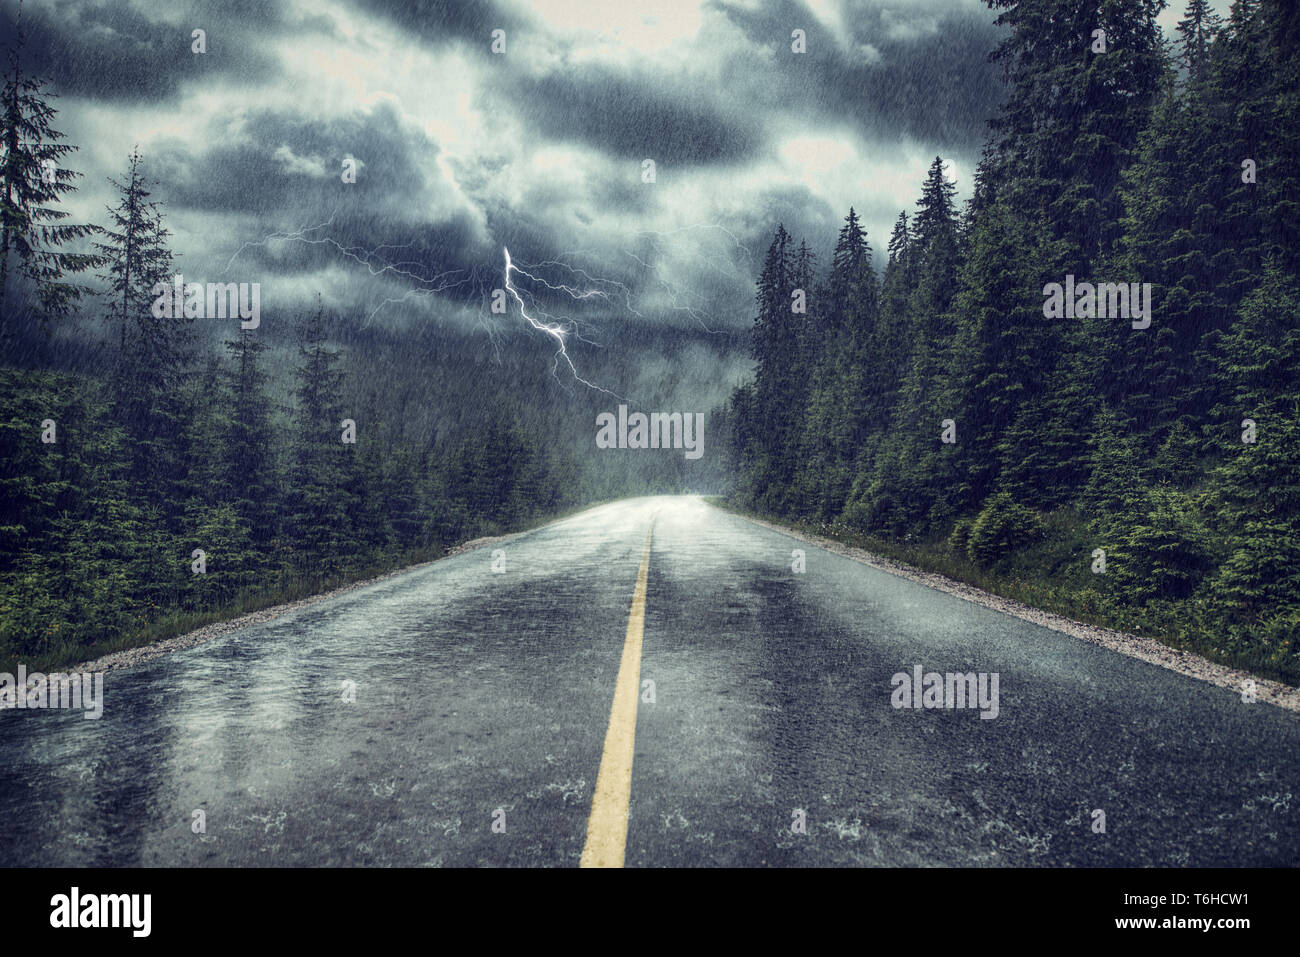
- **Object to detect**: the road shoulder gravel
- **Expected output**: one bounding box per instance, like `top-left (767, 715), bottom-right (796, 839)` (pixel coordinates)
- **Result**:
top-left (724, 506), bottom-right (1300, 715)
top-left (62, 535), bottom-right (514, 676)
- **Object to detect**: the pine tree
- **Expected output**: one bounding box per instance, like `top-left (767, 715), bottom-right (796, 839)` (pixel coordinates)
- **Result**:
top-left (826, 208), bottom-right (869, 309)
top-left (1109, 61), bottom-right (1210, 441)
top-left (871, 210), bottom-right (913, 411)
top-left (1206, 258), bottom-right (1300, 647)
top-left (95, 149), bottom-right (190, 495)
top-left (1081, 407), bottom-right (1149, 519)
top-left (96, 149), bottom-right (177, 356)
top-left (1177, 0), bottom-right (1222, 79)
top-left (984, 0), bottom-right (1166, 270)
top-left (1211, 260), bottom-right (1300, 434)
top-left (943, 197), bottom-right (1040, 510)
top-left (1110, 0), bottom-right (1296, 445)
top-left (911, 158), bottom-right (959, 262)
top-left (744, 225), bottom-right (804, 511)
top-left (1209, 415), bottom-right (1300, 637)
top-left (854, 162), bottom-right (963, 533)
top-left (286, 299), bottom-right (350, 574)
top-left (1253, 0), bottom-right (1300, 280)
top-left (968, 0), bottom-right (1166, 508)
top-left (221, 328), bottom-right (278, 545)
top-left (0, 17), bottom-right (99, 328)
top-left (791, 238), bottom-right (818, 367)
top-left (797, 210), bottom-right (879, 519)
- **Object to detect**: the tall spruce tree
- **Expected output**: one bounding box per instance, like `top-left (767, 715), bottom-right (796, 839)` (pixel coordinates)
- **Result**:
top-left (798, 210), bottom-right (879, 519)
top-left (95, 149), bottom-right (191, 495)
top-left (0, 18), bottom-right (98, 328)
top-left (984, 0), bottom-right (1165, 270)
top-left (1177, 0), bottom-right (1222, 79)
top-left (286, 299), bottom-right (350, 574)
top-left (855, 160), bottom-right (963, 532)
top-left (222, 328), bottom-right (278, 545)
top-left (745, 224), bottom-right (803, 510)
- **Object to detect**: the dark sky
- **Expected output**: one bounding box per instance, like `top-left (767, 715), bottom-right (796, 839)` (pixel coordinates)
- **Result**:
top-left (2, 0), bottom-right (1220, 344)
top-left (3, 0), bottom-right (1003, 329)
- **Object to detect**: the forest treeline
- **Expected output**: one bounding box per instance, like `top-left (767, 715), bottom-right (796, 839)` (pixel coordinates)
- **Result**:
top-left (727, 0), bottom-right (1300, 682)
top-left (0, 30), bottom-right (741, 670)
top-left (0, 296), bottom-right (577, 669)
top-left (0, 19), bottom-right (732, 671)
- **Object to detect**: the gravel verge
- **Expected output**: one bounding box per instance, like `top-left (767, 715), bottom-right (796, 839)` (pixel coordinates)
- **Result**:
top-left (728, 509), bottom-right (1300, 715)
top-left (54, 502), bottom-right (1298, 716)
top-left (60, 536), bottom-right (510, 675)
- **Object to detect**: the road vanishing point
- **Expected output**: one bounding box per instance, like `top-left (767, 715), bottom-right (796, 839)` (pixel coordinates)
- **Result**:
top-left (2, 497), bottom-right (1296, 866)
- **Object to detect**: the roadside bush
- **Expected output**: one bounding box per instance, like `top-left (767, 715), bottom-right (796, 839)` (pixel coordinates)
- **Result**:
top-left (948, 517), bottom-right (974, 557)
top-left (967, 492), bottom-right (1044, 566)
top-left (1107, 488), bottom-right (1214, 605)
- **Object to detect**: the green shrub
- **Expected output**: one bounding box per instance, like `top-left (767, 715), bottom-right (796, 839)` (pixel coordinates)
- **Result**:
top-left (948, 517), bottom-right (974, 557)
top-left (967, 492), bottom-right (1044, 566)
top-left (1107, 488), bottom-right (1214, 605)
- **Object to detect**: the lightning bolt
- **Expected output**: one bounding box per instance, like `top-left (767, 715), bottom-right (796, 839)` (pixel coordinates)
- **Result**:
top-left (529, 223), bottom-right (754, 334)
top-left (503, 246), bottom-right (622, 397)
top-left (221, 215), bottom-right (751, 397)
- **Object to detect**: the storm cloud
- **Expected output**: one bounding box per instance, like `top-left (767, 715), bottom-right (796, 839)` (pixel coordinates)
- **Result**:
top-left (4, 0), bottom-right (1013, 333)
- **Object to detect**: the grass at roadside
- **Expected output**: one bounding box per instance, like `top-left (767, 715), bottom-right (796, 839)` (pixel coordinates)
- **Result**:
top-left (3, 498), bottom-right (612, 676)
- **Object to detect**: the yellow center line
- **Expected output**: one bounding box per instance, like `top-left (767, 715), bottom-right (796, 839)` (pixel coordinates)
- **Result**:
top-left (580, 517), bottom-right (656, 868)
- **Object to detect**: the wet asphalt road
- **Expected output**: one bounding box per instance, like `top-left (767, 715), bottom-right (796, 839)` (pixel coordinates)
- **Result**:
top-left (2, 496), bottom-right (1297, 867)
